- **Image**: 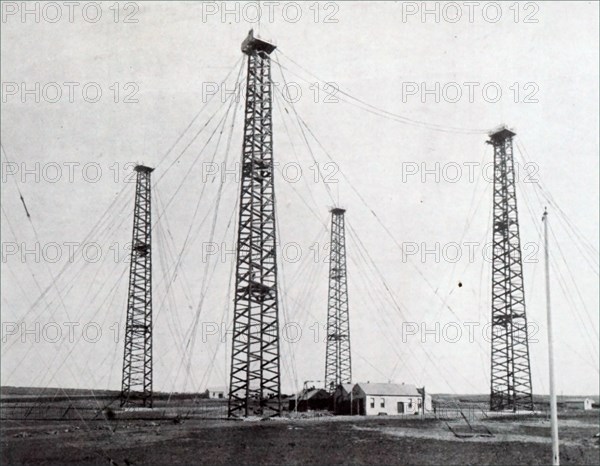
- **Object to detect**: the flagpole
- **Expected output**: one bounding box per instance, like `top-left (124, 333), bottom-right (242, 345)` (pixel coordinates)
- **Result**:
top-left (543, 207), bottom-right (559, 466)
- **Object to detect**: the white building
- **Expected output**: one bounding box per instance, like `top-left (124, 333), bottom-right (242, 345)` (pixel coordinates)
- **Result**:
top-left (207, 387), bottom-right (226, 399)
top-left (351, 382), bottom-right (424, 416)
top-left (563, 398), bottom-right (594, 410)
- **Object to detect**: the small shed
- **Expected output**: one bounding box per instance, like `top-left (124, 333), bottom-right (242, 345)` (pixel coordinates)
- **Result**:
top-left (207, 387), bottom-right (226, 399)
top-left (289, 388), bottom-right (331, 412)
top-left (563, 398), bottom-right (594, 410)
top-left (333, 383), bottom-right (355, 415)
top-left (352, 382), bottom-right (423, 416)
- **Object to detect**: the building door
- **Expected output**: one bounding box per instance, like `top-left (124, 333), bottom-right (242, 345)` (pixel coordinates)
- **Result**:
top-left (397, 402), bottom-right (404, 414)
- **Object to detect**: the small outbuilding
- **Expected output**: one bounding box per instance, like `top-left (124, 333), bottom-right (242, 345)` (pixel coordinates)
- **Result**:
top-left (207, 387), bottom-right (227, 399)
top-left (563, 398), bottom-right (594, 410)
top-left (333, 383), bottom-right (355, 415)
top-left (289, 387), bottom-right (331, 412)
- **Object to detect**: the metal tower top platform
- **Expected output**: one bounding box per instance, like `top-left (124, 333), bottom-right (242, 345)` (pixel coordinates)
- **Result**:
top-left (488, 125), bottom-right (516, 141)
top-left (330, 207), bottom-right (346, 215)
top-left (241, 29), bottom-right (277, 55)
top-left (134, 165), bottom-right (154, 173)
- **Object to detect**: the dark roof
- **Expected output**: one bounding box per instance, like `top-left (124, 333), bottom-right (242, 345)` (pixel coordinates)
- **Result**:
top-left (297, 388), bottom-right (330, 401)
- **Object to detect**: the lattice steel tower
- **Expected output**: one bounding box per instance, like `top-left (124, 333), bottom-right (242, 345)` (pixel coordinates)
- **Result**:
top-left (488, 126), bottom-right (534, 411)
top-left (324, 208), bottom-right (352, 393)
top-left (228, 30), bottom-right (281, 417)
top-left (121, 165), bottom-right (154, 407)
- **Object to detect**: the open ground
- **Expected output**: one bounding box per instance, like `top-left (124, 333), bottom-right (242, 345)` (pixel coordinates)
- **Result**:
top-left (2, 402), bottom-right (598, 465)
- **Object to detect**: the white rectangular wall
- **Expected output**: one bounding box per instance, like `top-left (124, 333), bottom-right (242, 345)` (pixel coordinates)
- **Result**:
top-left (364, 395), bottom-right (422, 416)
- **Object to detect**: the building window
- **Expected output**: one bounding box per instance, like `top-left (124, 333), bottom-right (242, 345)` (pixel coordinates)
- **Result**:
top-left (370, 397), bottom-right (375, 408)
top-left (408, 400), bottom-right (413, 409)
top-left (380, 398), bottom-right (385, 408)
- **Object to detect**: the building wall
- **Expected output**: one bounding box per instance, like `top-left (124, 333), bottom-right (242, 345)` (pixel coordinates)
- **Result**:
top-left (333, 387), bottom-right (352, 414)
top-left (362, 395), bottom-right (422, 416)
top-left (564, 399), bottom-right (593, 410)
top-left (585, 399), bottom-right (593, 410)
top-left (424, 394), bottom-right (433, 412)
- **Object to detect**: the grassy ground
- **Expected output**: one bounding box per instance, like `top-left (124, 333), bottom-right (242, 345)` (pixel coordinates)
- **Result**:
top-left (2, 411), bottom-right (598, 465)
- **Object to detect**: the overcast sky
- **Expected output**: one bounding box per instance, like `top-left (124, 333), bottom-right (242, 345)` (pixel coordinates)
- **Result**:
top-left (1, 1), bottom-right (598, 397)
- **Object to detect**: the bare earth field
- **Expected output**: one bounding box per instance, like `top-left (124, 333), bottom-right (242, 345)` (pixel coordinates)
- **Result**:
top-left (2, 412), bottom-right (599, 465)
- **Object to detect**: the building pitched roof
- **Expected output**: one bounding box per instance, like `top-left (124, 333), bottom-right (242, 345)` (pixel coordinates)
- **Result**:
top-left (356, 382), bottom-right (420, 396)
top-left (297, 388), bottom-right (330, 401)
